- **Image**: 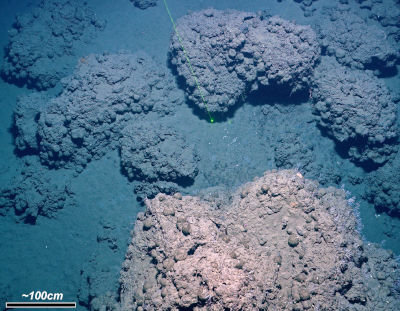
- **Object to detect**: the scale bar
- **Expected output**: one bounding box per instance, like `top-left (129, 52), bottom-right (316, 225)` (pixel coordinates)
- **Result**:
top-left (6, 302), bottom-right (76, 308)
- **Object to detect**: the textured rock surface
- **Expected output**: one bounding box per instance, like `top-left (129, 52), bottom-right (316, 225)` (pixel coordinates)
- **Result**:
top-left (132, 0), bottom-right (158, 9)
top-left (118, 170), bottom-right (400, 311)
top-left (369, 0), bottom-right (400, 43)
top-left (361, 0), bottom-right (400, 43)
top-left (169, 9), bottom-right (320, 113)
top-left (311, 57), bottom-right (398, 165)
top-left (14, 51), bottom-right (184, 171)
top-left (274, 132), bottom-right (316, 169)
top-left (133, 181), bottom-right (181, 201)
top-left (1, 0), bottom-right (107, 90)
top-left (13, 93), bottom-right (50, 151)
top-left (364, 154), bottom-right (400, 214)
top-left (315, 8), bottom-right (398, 69)
top-left (120, 122), bottom-right (198, 183)
top-left (0, 157), bottom-right (74, 221)
top-left (298, 0), bottom-right (319, 18)
top-left (250, 103), bottom-right (344, 188)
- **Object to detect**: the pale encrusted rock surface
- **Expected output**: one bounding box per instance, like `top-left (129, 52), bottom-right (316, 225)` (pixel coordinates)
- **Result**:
top-left (118, 170), bottom-right (400, 311)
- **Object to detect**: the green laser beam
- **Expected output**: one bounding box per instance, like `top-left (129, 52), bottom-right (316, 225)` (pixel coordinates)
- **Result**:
top-left (163, 0), bottom-right (214, 123)
top-left (282, 0), bottom-right (292, 19)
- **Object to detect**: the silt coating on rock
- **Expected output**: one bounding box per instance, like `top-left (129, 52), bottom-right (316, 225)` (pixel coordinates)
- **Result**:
top-left (133, 181), bottom-right (181, 201)
top-left (367, 0), bottom-right (400, 31)
top-left (14, 51), bottom-right (184, 172)
top-left (364, 156), bottom-right (400, 213)
top-left (0, 157), bottom-right (74, 221)
top-left (316, 9), bottom-right (398, 69)
top-left (120, 121), bottom-right (198, 183)
top-left (13, 93), bottom-right (50, 151)
top-left (169, 9), bottom-right (320, 114)
top-left (1, 0), bottom-right (107, 90)
top-left (132, 0), bottom-right (158, 9)
top-left (312, 57), bottom-right (398, 165)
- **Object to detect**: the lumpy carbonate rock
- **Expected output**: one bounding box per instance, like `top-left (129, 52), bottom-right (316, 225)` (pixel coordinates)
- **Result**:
top-left (365, 0), bottom-right (400, 43)
top-left (120, 121), bottom-right (198, 182)
top-left (316, 9), bottom-right (398, 69)
top-left (14, 93), bottom-right (50, 151)
top-left (170, 9), bottom-right (320, 113)
top-left (118, 170), bottom-right (400, 311)
top-left (364, 155), bottom-right (400, 214)
top-left (298, 0), bottom-right (319, 18)
top-left (0, 157), bottom-right (74, 221)
top-left (368, 0), bottom-right (400, 28)
top-left (1, 0), bottom-right (106, 90)
top-left (133, 181), bottom-right (181, 201)
top-left (312, 57), bottom-right (398, 165)
top-left (132, 0), bottom-right (158, 9)
top-left (14, 50), bottom-right (183, 170)
top-left (274, 131), bottom-right (316, 169)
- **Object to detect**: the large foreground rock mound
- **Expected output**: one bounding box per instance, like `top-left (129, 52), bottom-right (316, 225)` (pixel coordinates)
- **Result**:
top-left (117, 170), bottom-right (400, 311)
top-left (170, 10), bottom-right (320, 114)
